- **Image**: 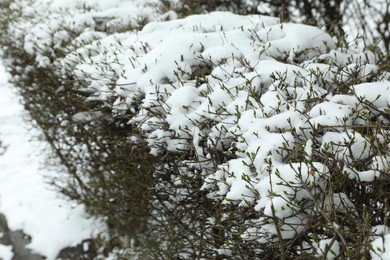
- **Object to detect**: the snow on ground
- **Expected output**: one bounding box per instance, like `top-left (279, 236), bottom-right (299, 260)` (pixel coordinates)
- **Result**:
top-left (0, 62), bottom-right (100, 260)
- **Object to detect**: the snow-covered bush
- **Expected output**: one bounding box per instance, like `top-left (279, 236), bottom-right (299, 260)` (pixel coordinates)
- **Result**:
top-left (1, 0), bottom-right (175, 68)
top-left (0, 0), bottom-right (170, 254)
top-left (1, 0), bottom-right (390, 258)
top-left (172, 0), bottom-right (390, 52)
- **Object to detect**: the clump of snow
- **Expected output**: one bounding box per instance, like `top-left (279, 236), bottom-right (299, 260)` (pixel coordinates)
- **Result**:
top-left (371, 226), bottom-right (390, 260)
top-left (0, 244), bottom-right (13, 260)
top-left (321, 192), bottom-right (357, 215)
top-left (315, 238), bottom-right (340, 260)
top-left (353, 81), bottom-right (390, 108)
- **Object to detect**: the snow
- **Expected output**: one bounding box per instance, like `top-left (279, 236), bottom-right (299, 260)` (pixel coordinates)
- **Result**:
top-left (262, 23), bottom-right (335, 62)
top-left (321, 130), bottom-right (371, 161)
top-left (309, 102), bottom-right (354, 127)
top-left (0, 63), bottom-right (100, 259)
top-left (315, 238), bottom-right (340, 260)
top-left (371, 226), bottom-right (390, 260)
top-left (353, 81), bottom-right (390, 108)
top-left (321, 192), bottom-right (356, 215)
top-left (0, 244), bottom-right (13, 260)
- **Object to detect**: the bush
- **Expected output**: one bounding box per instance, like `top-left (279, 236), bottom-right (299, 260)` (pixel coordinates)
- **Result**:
top-left (1, 0), bottom-right (390, 259)
top-left (0, 0), bottom-right (165, 255)
top-left (170, 0), bottom-right (390, 52)
top-left (168, 0), bottom-right (259, 16)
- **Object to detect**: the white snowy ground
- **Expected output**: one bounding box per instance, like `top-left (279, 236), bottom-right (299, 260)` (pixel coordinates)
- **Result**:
top-left (0, 62), bottom-right (99, 260)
